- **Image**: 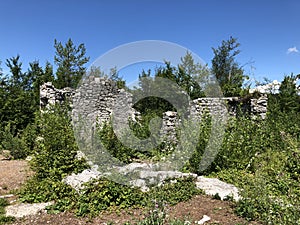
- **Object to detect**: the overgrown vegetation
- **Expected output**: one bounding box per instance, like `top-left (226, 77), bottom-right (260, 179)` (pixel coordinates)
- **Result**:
top-left (0, 199), bottom-right (15, 224)
top-left (15, 105), bottom-right (200, 218)
top-left (0, 37), bottom-right (299, 224)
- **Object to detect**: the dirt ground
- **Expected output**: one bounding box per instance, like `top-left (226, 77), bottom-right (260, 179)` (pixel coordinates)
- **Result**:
top-left (0, 158), bottom-right (261, 225)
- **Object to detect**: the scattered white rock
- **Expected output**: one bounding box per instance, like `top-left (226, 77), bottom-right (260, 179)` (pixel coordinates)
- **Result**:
top-left (63, 167), bottom-right (101, 191)
top-left (196, 176), bottom-right (240, 201)
top-left (117, 162), bottom-right (153, 173)
top-left (25, 155), bottom-right (33, 161)
top-left (5, 202), bottom-right (53, 218)
top-left (0, 194), bottom-right (14, 199)
top-left (0, 150), bottom-right (12, 160)
top-left (195, 215), bottom-right (211, 224)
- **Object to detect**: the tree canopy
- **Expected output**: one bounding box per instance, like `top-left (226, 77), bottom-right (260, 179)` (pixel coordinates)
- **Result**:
top-left (54, 38), bottom-right (90, 89)
top-left (211, 36), bottom-right (247, 96)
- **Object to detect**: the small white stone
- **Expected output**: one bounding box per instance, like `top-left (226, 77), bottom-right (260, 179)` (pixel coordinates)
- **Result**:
top-left (195, 215), bottom-right (211, 224)
top-left (5, 202), bottom-right (53, 218)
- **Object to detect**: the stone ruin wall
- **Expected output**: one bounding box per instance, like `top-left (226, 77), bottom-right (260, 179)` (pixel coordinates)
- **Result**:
top-left (40, 77), bottom-right (268, 145)
top-left (40, 83), bottom-right (75, 109)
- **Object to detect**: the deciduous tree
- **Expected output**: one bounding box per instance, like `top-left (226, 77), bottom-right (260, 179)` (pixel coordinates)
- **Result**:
top-left (211, 36), bottom-right (247, 96)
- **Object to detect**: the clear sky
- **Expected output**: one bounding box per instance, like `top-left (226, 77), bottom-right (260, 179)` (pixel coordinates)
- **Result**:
top-left (0, 0), bottom-right (299, 84)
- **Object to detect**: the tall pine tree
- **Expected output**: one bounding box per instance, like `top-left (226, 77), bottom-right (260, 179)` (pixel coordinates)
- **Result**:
top-left (28, 61), bottom-right (55, 105)
top-left (1, 56), bottom-right (36, 132)
top-left (54, 38), bottom-right (89, 89)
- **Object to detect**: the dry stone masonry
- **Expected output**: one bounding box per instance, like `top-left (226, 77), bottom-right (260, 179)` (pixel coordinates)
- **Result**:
top-left (190, 96), bottom-right (268, 119)
top-left (40, 82), bottom-right (75, 110)
top-left (40, 76), bottom-right (268, 130)
top-left (72, 76), bottom-right (120, 128)
top-left (40, 77), bottom-right (268, 151)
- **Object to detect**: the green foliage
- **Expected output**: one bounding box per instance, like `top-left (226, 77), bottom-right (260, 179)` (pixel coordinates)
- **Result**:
top-left (133, 53), bottom-right (207, 115)
top-left (98, 121), bottom-right (135, 163)
top-left (30, 105), bottom-right (88, 181)
top-left (63, 176), bottom-right (199, 218)
top-left (209, 110), bottom-right (300, 224)
top-left (109, 67), bottom-right (126, 89)
top-left (98, 114), bottom-right (172, 163)
top-left (86, 66), bottom-right (126, 89)
top-left (133, 70), bottom-right (176, 115)
top-left (0, 57), bottom-right (55, 150)
top-left (73, 178), bottom-right (145, 216)
top-left (54, 38), bottom-right (90, 89)
top-left (0, 199), bottom-right (15, 224)
top-left (0, 199), bottom-right (9, 215)
top-left (0, 112), bottom-right (42, 159)
top-left (19, 178), bottom-right (77, 204)
top-left (20, 175), bottom-right (199, 219)
top-left (235, 146), bottom-right (300, 224)
top-left (18, 105), bottom-right (89, 212)
top-left (0, 55), bottom-right (37, 133)
top-left (129, 217), bottom-right (192, 225)
top-left (211, 36), bottom-right (247, 96)
top-left (177, 86), bottom-right (299, 224)
top-left (28, 61), bottom-right (55, 104)
top-left (277, 73), bottom-right (300, 112)
top-left (0, 123), bottom-right (28, 159)
top-left (135, 199), bottom-right (166, 225)
top-left (1, 37), bottom-right (299, 224)
top-left (177, 52), bottom-right (208, 99)
top-left (147, 177), bottom-right (202, 206)
top-left (188, 108), bottom-right (299, 175)
top-left (0, 216), bottom-right (15, 225)
top-left (125, 177), bottom-right (200, 225)
top-left (184, 113), bottom-right (212, 174)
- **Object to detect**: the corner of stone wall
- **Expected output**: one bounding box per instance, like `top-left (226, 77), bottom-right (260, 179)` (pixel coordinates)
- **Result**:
top-left (40, 82), bottom-right (75, 110)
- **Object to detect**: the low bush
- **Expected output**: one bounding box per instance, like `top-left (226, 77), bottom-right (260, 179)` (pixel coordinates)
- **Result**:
top-left (0, 123), bottom-right (27, 159)
top-left (0, 198), bottom-right (15, 224)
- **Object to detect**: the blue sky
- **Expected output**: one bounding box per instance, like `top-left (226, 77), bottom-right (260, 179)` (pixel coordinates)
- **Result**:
top-left (0, 0), bottom-right (299, 84)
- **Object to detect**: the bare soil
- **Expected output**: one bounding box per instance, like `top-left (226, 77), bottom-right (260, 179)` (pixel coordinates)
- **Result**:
top-left (0, 158), bottom-right (261, 225)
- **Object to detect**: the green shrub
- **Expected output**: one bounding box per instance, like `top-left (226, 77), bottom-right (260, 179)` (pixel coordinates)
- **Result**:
top-left (72, 176), bottom-right (199, 217)
top-left (98, 121), bottom-right (135, 164)
top-left (0, 198), bottom-right (15, 224)
top-left (19, 105), bottom-right (89, 208)
top-left (30, 105), bottom-right (88, 181)
top-left (213, 123), bottom-right (300, 224)
top-left (183, 114), bottom-right (212, 174)
top-left (0, 123), bottom-right (28, 159)
top-left (74, 178), bottom-right (145, 216)
top-left (98, 112), bottom-right (174, 163)
top-left (147, 177), bottom-right (201, 206)
top-left (19, 178), bottom-right (77, 204)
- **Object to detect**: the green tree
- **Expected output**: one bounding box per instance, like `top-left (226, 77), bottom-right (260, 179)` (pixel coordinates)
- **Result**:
top-left (5, 55), bottom-right (28, 89)
top-left (278, 73), bottom-right (300, 112)
top-left (0, 56), bottom-right (36, 132)
top-left (54, 38), bottom-right (89, 89)
top-left (177, 52), bottom-right (208, 99)
top-left (109, 67), bottom-right (126, 89)
top-left (0, 61), bottom-right (6, 125)
top-left (134, 52), bottom-right (209, 114)
top-left (86, 66), bottom-right (105, 77)
top-left (28, 61), bottom-right (54, 104)
top-left (211, 36), bottom-right (247, 96)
